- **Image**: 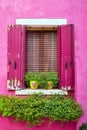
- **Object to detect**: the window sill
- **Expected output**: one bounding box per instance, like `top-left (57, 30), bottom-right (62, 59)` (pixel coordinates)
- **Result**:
top-left (15, 89), bottom-right (68, 96)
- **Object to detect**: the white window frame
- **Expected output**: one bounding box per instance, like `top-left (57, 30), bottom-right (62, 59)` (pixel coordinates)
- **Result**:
top-left (16, 18), bottom-right (67, 26)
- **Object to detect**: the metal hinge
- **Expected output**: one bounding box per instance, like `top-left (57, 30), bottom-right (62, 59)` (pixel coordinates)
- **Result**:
top-left (65, 62), bottom-right (68, 70)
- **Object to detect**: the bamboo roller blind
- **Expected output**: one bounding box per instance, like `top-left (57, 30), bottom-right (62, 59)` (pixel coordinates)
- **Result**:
top-left (25, 30), bottom-right (58, 72)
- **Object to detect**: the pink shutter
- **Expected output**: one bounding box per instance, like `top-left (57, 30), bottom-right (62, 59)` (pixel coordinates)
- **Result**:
top-left (58, 24), bottom-right (74, 89)
top-left (21, 26), bottom-right (26, 88)
top-left (7, 25), bottom-right (15, 90)
top-left (7, 25), bottom-right (26, 90)
top-left (57, 26), bottom-right (61, 88)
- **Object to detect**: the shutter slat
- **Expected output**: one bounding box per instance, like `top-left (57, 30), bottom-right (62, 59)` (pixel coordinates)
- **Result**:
top-left (57, 27), bottom-right (61, 88)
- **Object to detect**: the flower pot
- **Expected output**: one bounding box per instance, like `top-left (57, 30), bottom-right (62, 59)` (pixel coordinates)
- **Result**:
top-left (47, 81), bottom-right (53, 89)
top-left (30, 81), bottom-right (38, 89)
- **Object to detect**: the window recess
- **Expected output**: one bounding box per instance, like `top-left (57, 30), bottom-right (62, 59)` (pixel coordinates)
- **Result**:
top-left (7, 25), bottom-right (75, 94)
top-left (25, 28), bottom-right (58, 72)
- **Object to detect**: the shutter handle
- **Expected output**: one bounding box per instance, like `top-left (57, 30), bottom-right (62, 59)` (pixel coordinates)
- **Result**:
top-left (70, 61), bottom-right (73, 68)
top-left (14, 61), bottom-right (17, 70)
top-left (65, 62), bottom-right (68, 70)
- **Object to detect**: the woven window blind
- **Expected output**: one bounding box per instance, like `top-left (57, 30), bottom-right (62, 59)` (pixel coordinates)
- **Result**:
top-left (25, 30), bottom-right (57, 72)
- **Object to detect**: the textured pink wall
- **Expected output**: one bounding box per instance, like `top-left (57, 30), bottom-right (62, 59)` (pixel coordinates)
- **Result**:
top-left (0, 0), bottom-right (87, 129)
top-left (0, 116), bottom-right (76, 130)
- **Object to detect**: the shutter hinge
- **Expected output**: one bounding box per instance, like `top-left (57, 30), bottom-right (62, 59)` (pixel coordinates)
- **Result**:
top-left (14, 61), bottom-right (17, 70)
top-left (70, 61), bottom-right (73, 68)
top-left (65, 62), bottom-right (68, 70)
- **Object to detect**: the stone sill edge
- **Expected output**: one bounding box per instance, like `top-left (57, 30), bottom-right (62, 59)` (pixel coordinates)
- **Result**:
top-left (15, 89), bottom-right (68, 96)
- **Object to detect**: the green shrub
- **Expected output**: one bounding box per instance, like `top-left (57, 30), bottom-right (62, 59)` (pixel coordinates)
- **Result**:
top-left (0, 94), bottom-right (83, 127)
top-left (79, 123), bottom-right (87, 130)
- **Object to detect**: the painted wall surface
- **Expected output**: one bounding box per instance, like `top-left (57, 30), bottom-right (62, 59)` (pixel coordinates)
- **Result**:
top-left (0, 116), bottom-right (76, 130)
top-left (0, 0), bottom-right (87, 129)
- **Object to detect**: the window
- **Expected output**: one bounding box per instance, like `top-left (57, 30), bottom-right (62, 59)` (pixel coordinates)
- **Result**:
top-left (26, 28), bottom-right (57, 72)
top-left (7, 24), bottom-right (74, 92)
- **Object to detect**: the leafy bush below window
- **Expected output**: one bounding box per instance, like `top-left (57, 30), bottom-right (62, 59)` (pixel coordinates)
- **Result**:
top-left (0, 94), bottom-right (83, 127)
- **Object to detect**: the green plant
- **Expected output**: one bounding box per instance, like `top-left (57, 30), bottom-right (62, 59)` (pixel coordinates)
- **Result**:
top-left (36, 72), bottom-right (48, 89)
top-left (0, 94), bottom-right (83, 127)
top-left (36, 71), bottom-right (58, 89)
top-left (24, 72), bottom-right (37, 83)
top-left (46, 71), bottom-right (58, 88)
top-left (79, 123), bottom-right (87, 130)
top-left (24, 71), bottom-right (58, 89)
top-left (24, 72), bottom-right (39, 88)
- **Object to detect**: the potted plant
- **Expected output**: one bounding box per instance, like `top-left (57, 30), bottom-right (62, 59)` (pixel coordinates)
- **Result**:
top-left (24, 71), bottom-right (58, 89)
top-left (36, 71), bottom-right (58, 89)
top-left (46, 71), bottom-right (58, 89)
top-left (24, 71), bottom-right (38, 89)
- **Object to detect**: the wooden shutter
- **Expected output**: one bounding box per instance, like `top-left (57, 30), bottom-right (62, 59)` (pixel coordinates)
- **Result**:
top-left (58, 24), bottom-right (74, 89)
top-left (7, 25), bottom-right (26, 90)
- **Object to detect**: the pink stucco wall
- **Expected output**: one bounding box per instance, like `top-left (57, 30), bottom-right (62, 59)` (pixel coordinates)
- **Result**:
top-left (0, 0), bottom-right (87, 129)
top-left (0, 116), bottom-right (76, 130)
